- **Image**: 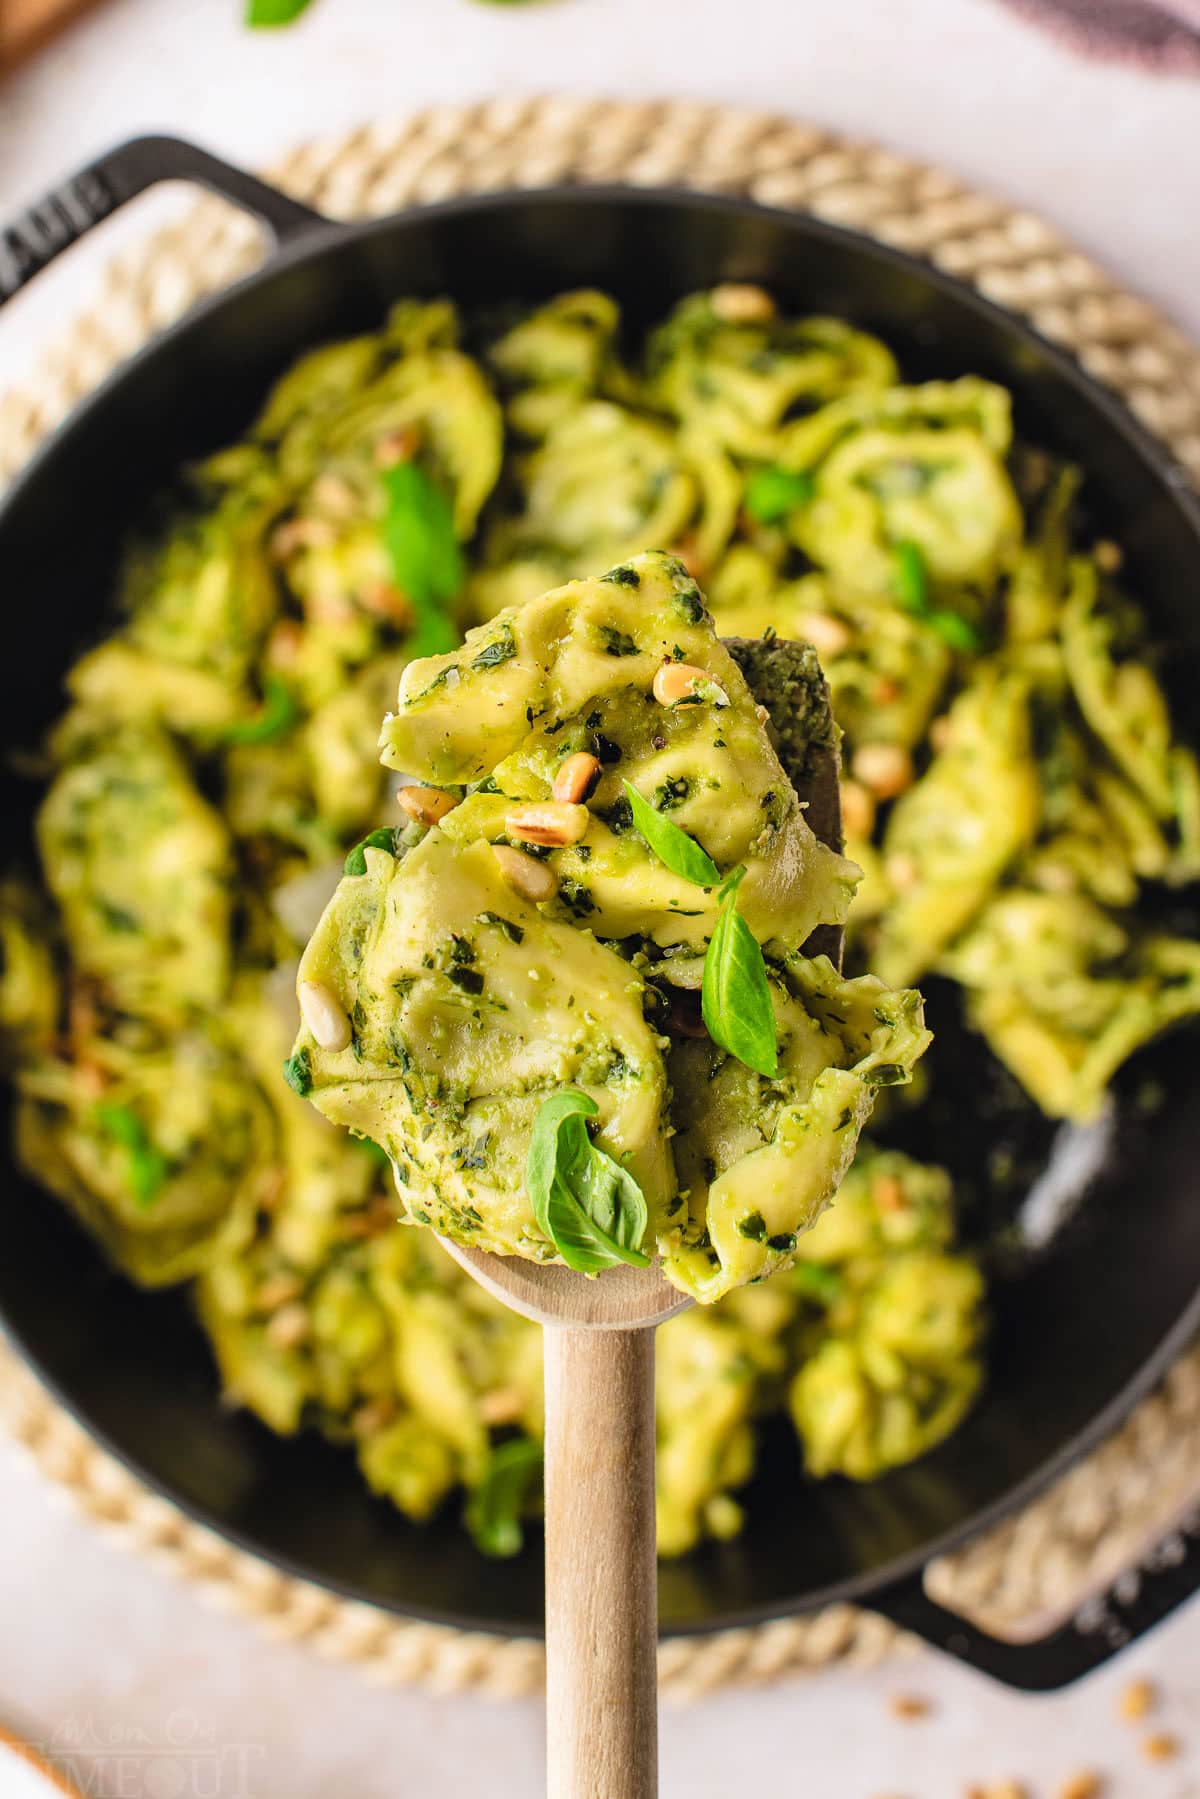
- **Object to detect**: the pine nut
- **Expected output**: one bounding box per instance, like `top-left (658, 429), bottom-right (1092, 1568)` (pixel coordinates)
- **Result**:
top-left (873, 1175), bottom-right (907, 1214)
top-left (886, 851), bottom-right (920, 891)
top-left (552, 752), bottom-right (602, 805)
top-left (398, 785), bottom-right (459, 827)
top-left (711, 282), bottom-right (776, 325)
top-left (1118, 1678), bottom-right (1156, 1721)
top-left (267, 620), bottom-right (303, 670)
top-left (795, 611), bottom-right (852, 659)
top-left (505, 802), bottom-right (589, 847)
top-left (1056, 1774), bottom-right (1103, 1799)
top-left (373, 426), bottom-right (420, 468)
top-left (755, 704), bottom-right (771, 725)
top-left (888, 1693), bottom-right (930, 1720)
top-left (266, 1302), bottom-right (311, 1350)
top-left (311, 473), bottom-right (358, 517)
top-left (839, 778), bottom-right (876, 841)
top-left (270, 516), bottom-right (336, 559)
top-left (652, 662), bottom-right (728, 707)
top-left (493, 844), bottom-right (560, 902)
top-left (298, 980), bottom-right (352, 1052)
top-left (479, 1387), bottom-right (524, 1426)
top-left (852, 742), bottom-right (914, 800)
top-left (359, 583), bottom-right (413, 625)
top-left (929, 714), bottom-right (954, 753)
top-left (254, 1272), bottom-right (304, 1312)
top-left (352, 1397), bottom-right (397, 1437)
top-left (1140, 1734), bottom-right (1178, 1763)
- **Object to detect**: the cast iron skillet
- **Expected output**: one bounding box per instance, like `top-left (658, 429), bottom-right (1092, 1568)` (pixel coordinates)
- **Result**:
top-left (3, 137), bottom-right (1200, 1692)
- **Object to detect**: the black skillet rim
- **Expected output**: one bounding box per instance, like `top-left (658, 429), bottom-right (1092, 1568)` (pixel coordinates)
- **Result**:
top-left (2, 181), bottom-right (1200, 1637)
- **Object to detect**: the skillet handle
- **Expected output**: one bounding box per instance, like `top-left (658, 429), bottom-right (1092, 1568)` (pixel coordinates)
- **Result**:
top-left (0, 134), bottom-right (327, 308)
top-left (872, 1506), bottom-right (1200, 1691)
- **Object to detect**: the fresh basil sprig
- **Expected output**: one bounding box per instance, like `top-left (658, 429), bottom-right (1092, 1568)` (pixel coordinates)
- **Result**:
top-left (344, 826), bottom-right (398, 877)
top-left (892, 539), bottom-right (981, 652)
top-left (744, 466), bottom-right (814, 525)
top-left (93, 1103), bottom-right (169, 1211)
top-left (527, 1090), bottom-right (650, 1275)
top-left (623, 782), bottom-right (779, 1077)
top-left (217, 675), bottom-right (300, 746)
top-left (464, 1439), bottom-right (543, 1559)
top-left (622, 780), bottom-right (720, 886)
top-left (701, 868), bottom-right (779, 1077)
top-left (246, 0), bottom-right (315, 23)
top-left (381, 461), bottom-right (463, 659)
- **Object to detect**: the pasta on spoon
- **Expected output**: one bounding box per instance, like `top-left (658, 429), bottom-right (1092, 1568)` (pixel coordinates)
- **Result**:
top-left (292, 550), bottom-right (930, 1302)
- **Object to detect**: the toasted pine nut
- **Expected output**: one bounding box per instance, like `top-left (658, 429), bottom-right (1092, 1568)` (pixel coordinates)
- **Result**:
top-left (267, 620), bottom-right (304, 670)
top-left (254, 1272), bottom-right (304, 1312)
top-left (505, 802), bottom-right (589, 848)
top-left (886, 851), bottom-right (920, 891)
top-left (929, 714), bottom-right (954, 753)
top-left (479, 1387), bottom-right (525, 1426)
top-left (311, 473), bottom-right (358, 517)
top-left (1056, 1773), bottom-right (1103, 1799)
top-left (359, 583), bottom-right (413, 625)
top-left (795, 611), bottom-right (852, 659)
top-left (352, 1397), bottom-right (397, 1437)
top-left (493, 844), bottom-right (560, 902)
top-left (888, 1693), bottom-right (930, 1720)
top-left (873, 1175), bottom-right (907, 1214)
top-left (852, 742), bottom-right (914, 800)
top-left (1094, 539), bottom-right (1123, 573)
top-left (398, 785), bottom-right (459, 827)
top-left (1119, 1678), bottom-right (1156, 1721)
top-left (839, 778), bottom-right (876, 841)
top-left (374, 426), bottom-right (420, 468)
top-left (755, 704), bottom-right (771, 725)
top-left (552, 752), bottom-right (602, 805)
top-left (298, 980), bottom-right (352, 1052)
top-left (266, 1302), bottom-right (311, 1350)
top-left (1140, 1734), bottom-right (1178, 1763)
top-left (652, 662), bottom-right (728, 707)
top-left (711, 282), bottom-right (776, 325)
top-left (270, 516), bottom-right (336, 559)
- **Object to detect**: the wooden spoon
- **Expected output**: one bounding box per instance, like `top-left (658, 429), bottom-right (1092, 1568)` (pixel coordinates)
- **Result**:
top-left (439, 640), bottom-right (844, 1799)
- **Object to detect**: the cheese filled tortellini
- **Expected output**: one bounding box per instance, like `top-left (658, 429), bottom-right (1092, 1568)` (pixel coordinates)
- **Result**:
top-left (294, 552), bottom-right (929, 1302)
top-left (9, 281), bottom-right (1197, 1562)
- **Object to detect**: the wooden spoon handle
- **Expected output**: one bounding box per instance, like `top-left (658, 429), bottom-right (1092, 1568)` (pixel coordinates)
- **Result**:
top-left (543, 1325), bottom-right (658, 1799)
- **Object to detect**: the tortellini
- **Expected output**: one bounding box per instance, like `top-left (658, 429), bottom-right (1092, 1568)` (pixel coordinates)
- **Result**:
top-left (9, 282), bottom-right (1195, 1560)
top-left (299, 554), bottom-right (926, 1302)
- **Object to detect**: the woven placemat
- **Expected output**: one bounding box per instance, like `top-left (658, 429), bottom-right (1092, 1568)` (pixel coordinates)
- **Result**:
top-left (2, 96), bottom-right (1200, 1699)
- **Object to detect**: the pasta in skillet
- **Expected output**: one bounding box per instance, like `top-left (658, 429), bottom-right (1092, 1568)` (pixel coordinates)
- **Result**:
top-left (3, 283), bottom-right (1196, 1556)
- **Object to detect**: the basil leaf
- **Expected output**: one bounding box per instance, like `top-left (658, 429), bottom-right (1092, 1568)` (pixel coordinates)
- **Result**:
top-left (218, 675), bottom-right (300, 746)
top-left (701, 870), bottom-right (779, 1078)
top-left (527, 1090), bottom-right (651, 1275)
top-left (246, 0), bottom-right (314, 23)
top-left (622, 780), bottom-right (721, 888)
top-left (93, 1103), bottom-right (169, 1211)
top-left (344, 827), bottom-right (398, 877)
top-left (927, 608), bottom-right (982, 653)
top-left (282, 1049), bottom-right (313, 1098)
top-left (791, 1261), bottom-right (844, 1303)
top-left (744, 466), bottom-right (814, 524)
top-left (381, 461), bottom-right (463, 659)
top-left (893, 539), bottom-right (929, 615)
top-left (464, 1439), bottom-right (543, 1559)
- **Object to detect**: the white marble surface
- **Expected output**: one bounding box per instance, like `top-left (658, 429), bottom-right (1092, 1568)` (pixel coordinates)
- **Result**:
top-left (3, 3), bottom-right (1200, 1794)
